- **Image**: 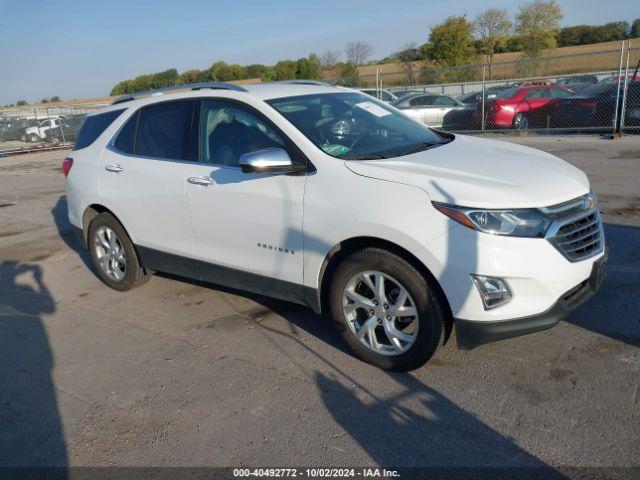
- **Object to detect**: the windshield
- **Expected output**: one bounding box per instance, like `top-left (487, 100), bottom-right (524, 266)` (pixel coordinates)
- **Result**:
top-left (266, 92), bottom-right (451, 160)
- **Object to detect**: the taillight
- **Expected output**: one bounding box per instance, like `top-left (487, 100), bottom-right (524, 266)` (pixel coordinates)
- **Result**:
top-left (62, 157), bottom-right (73, 177)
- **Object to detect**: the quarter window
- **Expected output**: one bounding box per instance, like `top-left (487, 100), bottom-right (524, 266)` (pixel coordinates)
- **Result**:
top-left (199, 99), bottom-right (285, 166)
top-left (73, 109), bottom-right (124, 150)
top-left (113, 111), bottom-right (138, 154)
top-left (135, 100), bottom-right (194, 160)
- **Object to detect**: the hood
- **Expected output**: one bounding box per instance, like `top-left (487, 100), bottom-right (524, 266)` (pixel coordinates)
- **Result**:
top-left (345, 135), bottom-right (589, 209)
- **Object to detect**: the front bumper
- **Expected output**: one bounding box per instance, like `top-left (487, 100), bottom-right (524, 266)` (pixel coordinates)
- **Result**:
top-left (455, 249), bottom-right (607, 348)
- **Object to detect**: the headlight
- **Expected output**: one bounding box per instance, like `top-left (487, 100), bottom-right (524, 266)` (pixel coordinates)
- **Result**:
top-left (433, 203), bottom-right (551, 238)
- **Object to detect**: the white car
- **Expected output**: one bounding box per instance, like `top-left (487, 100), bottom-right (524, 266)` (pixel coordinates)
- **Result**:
top-left (360, 88), bottom-right (398, 103)
top-left (391, 93), bottom-right (466, 127)
top-left (65, 81), bottom-right (606, 371)
top-left (25, 117), bottom-right (60, 142)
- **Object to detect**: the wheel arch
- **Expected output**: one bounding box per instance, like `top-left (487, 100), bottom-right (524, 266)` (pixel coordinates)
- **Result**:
top-left (312, 236), bottom-right (453, 343)
top-left (81, 204), bottom-right (136, 247)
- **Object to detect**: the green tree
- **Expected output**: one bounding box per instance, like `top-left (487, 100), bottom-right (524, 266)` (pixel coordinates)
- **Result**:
top-left (475, 9), bottom-right (512, 75)
top-left (295, 55), bottom-right (321, 79)
top-left (631, 19), bottom-right (640, 38)
top-left (178, 69), bottom-right (202, 84)
top-left (50, 96), bottom-right (61, 102)
top-left (260, 68), bottom-right (278, 82)
top-left (424, 15), bottom-right (476, 67)
top-left (516, 0), bottom-right (563, 57)
top-left (334, 62), bottom-right (359, 86)
top-left (246, 64), bottom-right (269, 79)
top-left (40, 98), bottom-right (49, 104)
top-left (274, 60), bottom-right (297, 80)
top-left (208, 61), bottom-right (238, 81)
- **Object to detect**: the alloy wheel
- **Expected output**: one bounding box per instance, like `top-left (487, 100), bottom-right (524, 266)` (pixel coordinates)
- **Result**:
top-left (342, 270), bottom-right (419, 356)
top-left (94, 226), bottom-right (126, 282)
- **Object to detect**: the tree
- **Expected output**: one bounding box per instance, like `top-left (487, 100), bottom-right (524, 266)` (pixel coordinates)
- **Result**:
top-left (274, 60), bottom-right (297, 80)
top-left (245, 64), bottom-right (269, 79)
top-left (16, 100), bottom-right (28, 106)
top-left (631, 19), bottom-right (640, 38)
top-left (178, 69), bottom-right (201, 84)
top-left (295, 55), bottom-right (321, 79)
top-left (260, 68), bottom-right (277, 82)
top-left (41, 98), bottom-right (49, 104)
top-left (558, 22), bottom-right (629, 46)
top-left (50, 96), bottom-right (61, 102)
top-left (335, 62), bottom-right (359, 87)
top-left (424, 15), bottom-right (476, 67)
top-left (475, 9), bottom-right (512, 75)
top-left (319, 49), bottom-right (341, 70)
top-left (395, 42), bottom-right (422, 85)
top-left (515, 0), bottom-right (563, 57)
top-left (345, 41), bottom-right (373, 66)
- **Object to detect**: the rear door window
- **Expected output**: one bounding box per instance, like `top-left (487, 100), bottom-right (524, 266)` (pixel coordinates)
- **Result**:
top-left (434, 96), bottom-right (458, 106)
top-left (409, 95), bottom-right (434, 107)
top-left (135, 100), bottom-right (195, 160)
top-left (73, 109), bottom-right (125, 150)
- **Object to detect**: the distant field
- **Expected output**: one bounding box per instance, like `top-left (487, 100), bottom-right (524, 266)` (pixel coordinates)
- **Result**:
top-left (355, 38), bottom-right (640, 85)
top-left (3, 39), bottom-right (638, 110)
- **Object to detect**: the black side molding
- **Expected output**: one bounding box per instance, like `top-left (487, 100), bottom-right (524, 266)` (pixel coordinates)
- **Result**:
top-left (137, 246), bottom-right (314, 309)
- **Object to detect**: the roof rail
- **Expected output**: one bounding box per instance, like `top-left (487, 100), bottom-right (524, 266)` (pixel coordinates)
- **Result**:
top-left (267, 80), bottom-right (334, 87)
top-left (111, 82), bottom-right (248, 105)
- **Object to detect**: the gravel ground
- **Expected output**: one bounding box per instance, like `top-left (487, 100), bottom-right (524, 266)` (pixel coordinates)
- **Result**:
top-left (0, 136), bottom-right (638, 474)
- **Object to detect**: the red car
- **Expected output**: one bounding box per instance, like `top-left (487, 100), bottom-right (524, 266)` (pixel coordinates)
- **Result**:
top-left (474, 85), bottom-right (576, 129)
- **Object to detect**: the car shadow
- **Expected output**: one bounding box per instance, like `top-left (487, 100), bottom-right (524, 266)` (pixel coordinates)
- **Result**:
top-left (563, 222), bottom-right (640, 347)
top-left (51, 195), bottom-right (92, 271)
top-left (0, 261), bottom-right (68, 475)
top-left (243, 302), bottom-right (564, 474)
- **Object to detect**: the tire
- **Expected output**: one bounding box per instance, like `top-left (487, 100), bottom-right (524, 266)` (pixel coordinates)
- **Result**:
top-left (87, 212), bottom-right (149, 291)
top-left (28, 133), bottom-right (40, 143)
top-left (512, 113), bottom-right (529, 130)
top-left (328, 248), bottom-right (446, 371)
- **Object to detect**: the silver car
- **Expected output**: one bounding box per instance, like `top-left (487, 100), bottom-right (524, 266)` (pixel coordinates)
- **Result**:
top-left (391, 93), bottom-right (465, 127)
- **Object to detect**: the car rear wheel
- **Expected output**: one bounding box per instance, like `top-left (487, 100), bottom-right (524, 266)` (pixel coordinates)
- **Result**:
top-left (513, 113), bottom-right (529, 130)
top-left (329, 248), bottom-right (446, 371)
top-left (88, 213), bottom-right (149, 291)
top-left (28, 133), bottom-right (40, 143)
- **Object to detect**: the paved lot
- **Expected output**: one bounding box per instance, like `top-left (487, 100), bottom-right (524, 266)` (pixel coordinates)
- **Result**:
top-left (0, 136), bottom-right (639, 471)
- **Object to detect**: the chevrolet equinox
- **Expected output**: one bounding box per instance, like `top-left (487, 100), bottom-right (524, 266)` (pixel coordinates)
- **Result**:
top-left (64, 81), bottom-right (607, 371)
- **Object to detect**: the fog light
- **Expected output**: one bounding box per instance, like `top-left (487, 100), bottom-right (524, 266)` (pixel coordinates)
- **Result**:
top-left (471, 275), bottom-right (512, 310)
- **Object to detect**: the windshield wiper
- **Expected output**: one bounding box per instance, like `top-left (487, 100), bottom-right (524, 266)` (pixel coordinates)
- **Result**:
top-left (341, 153), bottom-right (389, 160)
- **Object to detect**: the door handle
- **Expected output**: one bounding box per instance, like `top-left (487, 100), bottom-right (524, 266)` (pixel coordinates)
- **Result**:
top-left (187, 176), bottom-right (213, 186)
top-left (105, 164), bottom-right (123, 173)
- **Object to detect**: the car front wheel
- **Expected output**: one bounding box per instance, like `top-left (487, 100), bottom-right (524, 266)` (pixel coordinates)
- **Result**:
top-left (513, 113), bottom-right (529, 130)
top-left (329, 248), bottom-right (446, 371)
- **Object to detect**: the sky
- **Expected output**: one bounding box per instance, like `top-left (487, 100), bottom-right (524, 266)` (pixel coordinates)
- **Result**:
top-left (0, 0), bottom-right (638, 104)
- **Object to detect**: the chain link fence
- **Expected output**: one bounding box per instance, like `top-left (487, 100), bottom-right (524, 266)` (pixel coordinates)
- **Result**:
top-left (358, 43), bottom-right (640, 135)
top-left (1, 43), bottom-right (638, 156)
top-left (0, 103), bottom-right (106, 156)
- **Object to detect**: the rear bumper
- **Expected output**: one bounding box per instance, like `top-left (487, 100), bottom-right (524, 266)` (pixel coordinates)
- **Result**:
top-left (455, 249), bottom-right (607, 349)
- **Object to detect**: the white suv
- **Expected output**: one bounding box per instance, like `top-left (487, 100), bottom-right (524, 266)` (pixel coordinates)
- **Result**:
top-left (65, 81), bottom-right (607, 371)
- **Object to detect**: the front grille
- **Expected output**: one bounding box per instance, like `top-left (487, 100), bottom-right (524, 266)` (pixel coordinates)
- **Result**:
top-left (549, 211), bottom-right (603, 262)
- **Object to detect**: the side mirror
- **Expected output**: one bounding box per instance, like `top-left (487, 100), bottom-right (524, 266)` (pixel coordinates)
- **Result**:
top-left (238, 148), bottom-right (306, 174)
